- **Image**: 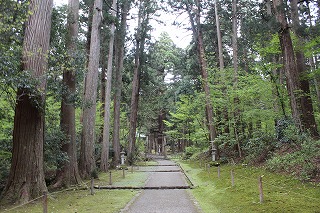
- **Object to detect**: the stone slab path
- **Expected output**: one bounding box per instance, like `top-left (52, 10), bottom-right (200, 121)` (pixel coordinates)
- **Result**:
top-left (121, 157), bottom-right (201, 213)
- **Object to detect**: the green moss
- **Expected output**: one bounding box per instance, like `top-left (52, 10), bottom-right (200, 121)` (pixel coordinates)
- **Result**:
top-left (1, 169), bottom-right (150, 213)
top-left (2, 190), bottom-right (136, 213)
top-left (180, 160), bottom-right (320, 213)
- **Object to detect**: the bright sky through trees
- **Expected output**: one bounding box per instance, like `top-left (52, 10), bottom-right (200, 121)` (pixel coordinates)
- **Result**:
top-left (53, 0), bottom-right (192, 48)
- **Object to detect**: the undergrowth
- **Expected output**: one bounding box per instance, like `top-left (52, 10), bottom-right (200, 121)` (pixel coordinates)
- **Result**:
top-left (178, 159), bottom-right (320, 213)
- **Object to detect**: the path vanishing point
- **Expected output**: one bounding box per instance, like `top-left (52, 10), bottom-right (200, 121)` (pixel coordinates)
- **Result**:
top-left (120, 156), bottom-right (201, 213)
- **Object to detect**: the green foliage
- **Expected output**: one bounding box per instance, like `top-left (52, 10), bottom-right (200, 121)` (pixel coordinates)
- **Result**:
top-left (183, 145), bottom-right (201, 160)
top-left (44, 94), bottom-right (66, 171)
top-left (0, 150), bottom-right (11, 192)
top-left (0, 91), bottom-right (14, 193)
top-left (165, 93), bottom-right (208, 149)
top-left (243, 131), bottom-right (278, 164)
top-left (266, 138), bottom-right (320, 181)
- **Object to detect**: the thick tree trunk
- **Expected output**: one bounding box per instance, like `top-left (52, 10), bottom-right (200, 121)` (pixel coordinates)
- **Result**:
top-left (273, 0), bottom-right (303, 130)
top-left (1, 0), bottom-right (52, 204)
top-left (86, 2), bottom-right (94, 59)
top-left (291, 0), bottom-right (318, 137)
top-left (79, 0), bottom-right (102, 179)
top-left (100, 0), bottom-right (117, 172)
top-left (54, 0), bottom-right (82, 188)
top-left (112, 0), bottom-right (130, 166)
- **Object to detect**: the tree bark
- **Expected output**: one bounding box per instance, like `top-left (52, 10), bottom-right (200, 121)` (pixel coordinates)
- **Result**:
top-left (112, 0), bottom-right (131, 166)
top-left (215, 0), bottom-right (224, 70)
top-left (54, 0), bottom-right (82, 188)
top-left (128, 7), bottom-right (142, 164)
top-left (100, 0), bottom-right (117, 172)
top-left (273, 0), bottom-right (303, 130)
top-left (232, 0), bottom-right (241, 157)
top-left (1, 0), bottom-right (53, 204)
top-left (79, 0), bottom-right (102, 179)
top-left (188, 0), bottom-right (218, 157)
top-left (290, 0), bottom-right (318, 137)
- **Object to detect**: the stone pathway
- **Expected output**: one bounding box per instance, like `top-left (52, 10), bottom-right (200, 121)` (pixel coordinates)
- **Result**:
top-left (121, 157), bottom-right (201, 213)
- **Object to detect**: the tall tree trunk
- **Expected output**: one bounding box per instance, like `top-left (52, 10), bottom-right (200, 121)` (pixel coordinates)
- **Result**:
top-left (215, 0), bottom-right (224, 70)
top-left (273, 0), bottom-right (303, 131)
top-left (54, 0), bottom-right (81, 188)
top-left (86, 1), bottom-right (94, 59)
top-left (215, 0), bottom-right (229, 135)
top-left (100, 0), bottom-right (117, 172)
top-left (128, 11), bottom-right (142, 165)
top-left (1, 0), bottom-right (53, 204)
top-left (79, 0), bottom-right (102, 179)
top-left (99, 37), bottom-right (106, 144)
top-left (112, 0), bottom-right (131, 166)
top-left (127, 1), bottom-right (150, 164)
top-left (291, 0), bottom-right (319, 137)
top-left (232, 0), bottom-right (241, 158)
top-left (188, 0), bottom-right (218, 157)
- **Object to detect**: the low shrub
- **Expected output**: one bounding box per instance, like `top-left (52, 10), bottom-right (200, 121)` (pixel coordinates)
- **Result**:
top-left (183, 146), bottom-right (202, 160)
top-left (243, 131), bottom-right (278, 164)
top-left (0, 150), bottom-right (11, 194)
top-left (266, 139), bottom-right (320, 181)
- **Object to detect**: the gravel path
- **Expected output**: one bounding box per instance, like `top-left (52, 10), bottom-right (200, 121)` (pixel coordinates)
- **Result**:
top-left (121, 157), bottom-right (201, 213)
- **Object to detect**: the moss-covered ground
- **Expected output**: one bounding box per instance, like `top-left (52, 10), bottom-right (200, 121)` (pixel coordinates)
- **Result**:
top-left (178, 160), bottom-right (320, 213)
top-left (1, 165), bottom-right (150, 213)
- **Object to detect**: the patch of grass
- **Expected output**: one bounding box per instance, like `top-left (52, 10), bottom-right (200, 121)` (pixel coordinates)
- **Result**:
top-left (96, 168), bottom-right (149, 187)
top-left (135, 160), bottom-right (158, 166)
top-left (1, 168), bottom-right (150, 213)
top-left (2, 190), bottom-right (136, 213)
top-left (179, 160), bottom-right (320, 213)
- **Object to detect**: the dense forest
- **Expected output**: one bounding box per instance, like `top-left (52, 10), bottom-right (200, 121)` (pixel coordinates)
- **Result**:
top-left (0, 0), bottom-right (320, 205)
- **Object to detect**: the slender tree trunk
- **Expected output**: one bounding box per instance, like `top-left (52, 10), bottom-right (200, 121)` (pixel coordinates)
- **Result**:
top-left (189, 0), bottom-right (218, 157)
top-left (273, 0), bottom-right (303, 130)
top-left (215, 0), bottom-right (224, 70)
top-left (112, 0), bottom-right (131, 166)
top-left (128, 19), bottom-right (141, 165)
top-left (232, 0), bottom-right (241, 158)
top-left (128, 1), bottom-right (150, 164)
top-left (99, 39), bottom-right (106, 144)
top-left (214, 0), bottom-right (229, 135)
top-left (100, 0), bottom-right (117, 172)
top-left (291, 0), bottom-right (318, 137)
top-left (1, 0), bottom-right (52, 204)
top-left (79, 0), bottom-right (102, 179)
top-left (54, 0), bottom-right (81, 188)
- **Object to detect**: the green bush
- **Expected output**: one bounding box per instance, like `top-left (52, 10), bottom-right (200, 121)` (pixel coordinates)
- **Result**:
top-left (0, 150), bottom-right (11, 193)
top-left (266, 139), bottom-right (320, 181)
top-left (243, 131), bottom-right (277, 164)
top-left (183, 146), bottom-right (201, 160)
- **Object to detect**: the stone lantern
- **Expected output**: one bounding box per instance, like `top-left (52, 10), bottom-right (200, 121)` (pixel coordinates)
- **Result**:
top-left (120, 151), bottom-right (126, 165)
